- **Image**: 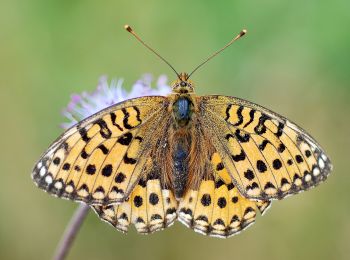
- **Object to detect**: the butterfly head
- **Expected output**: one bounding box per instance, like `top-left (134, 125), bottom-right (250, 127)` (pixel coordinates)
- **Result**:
top-left (172, 72), bottom-right (194, 94)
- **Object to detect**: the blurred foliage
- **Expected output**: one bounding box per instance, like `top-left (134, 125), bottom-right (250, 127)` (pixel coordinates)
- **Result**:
top-left (0, 0), bottom-right (349, 259)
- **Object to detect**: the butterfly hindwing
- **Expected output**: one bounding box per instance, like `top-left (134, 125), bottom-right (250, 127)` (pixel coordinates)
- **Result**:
top-left (177, 151), bottom-right (271, 238)
top-left (32, 96), bottom-right (167, 205)
top-left (93, 161), bottom-right (178, 234)
top-left (200, 95), bottom-right (332, 200)
top-left (178, 179), bottom-right (270, 238)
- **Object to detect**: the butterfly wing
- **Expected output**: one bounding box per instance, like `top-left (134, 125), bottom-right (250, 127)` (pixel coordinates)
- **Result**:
top-left (199, 95), bottom-right (332, 201)
top-left (177, 152), bottom-right (271, 238)
top-left (93, 157), bottom-right (178, 234)
top-left (32, 96), bottom-right (168, 205)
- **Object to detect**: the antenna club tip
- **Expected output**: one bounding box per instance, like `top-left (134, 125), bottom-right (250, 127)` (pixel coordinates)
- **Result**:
top-left (241, 29), bottom-right (247, 35)
top-left (124, 24), bottom-right (133, 32)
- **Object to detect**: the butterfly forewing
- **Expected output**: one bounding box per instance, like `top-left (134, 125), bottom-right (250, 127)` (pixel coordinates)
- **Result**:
top-left (32, 96), bottom-right (167, 205)
top-left (200, 95), bottom-right (332, 200)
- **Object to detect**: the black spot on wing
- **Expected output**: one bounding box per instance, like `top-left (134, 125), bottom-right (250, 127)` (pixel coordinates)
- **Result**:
top-left (217, 197), bottom-right (227, 208)
top-left (138, 178), bottom-right (147, 187)
top-left (275, 122), bottom-right (284, 137)
top-left (232, 150), bottom-right (246, 162)
top-left (134, 195), bottom-right (143, 207)
top-left (213, 218), bottom-right (225, 226)
top-left (225, 104), bottom-right (232, 121)
top-left (180, 208), bottom-right (193, 217)
top-left (259, 140), bottom-right (270, 151)
top-left (119, 213), bottom-right (128, 221)
top-left (305, 150), bottom-right (312, 158)
top-left (86, 164), bottom-right (96, 175)
top-left (232, 196), bottom-right (238, 203)
top-left (281, 178), bottom-right (290, 186)
top-left (79, 184), bottom-right (89, 192)
top-left (235, 130), bottom-right (250, 143)
top-left (264, 182), bottom-right (276, 190)
top-left (122, 108), bottom-right (133, 129)
top-left (227, 183), bottom-right (235, 190)
top-left (95, 119), bottom-right (112, 139)
top-left (278, 143), bottom-right (286, 153)
top-left (295, 155), bottom-right (304, 163)
top-left (135, 136), bottom-right (143, 142)
top-left (133, 106), bottom-right (142, 123)
top-left (53, 157), bottom-right (61, 166)
top-left (123, 153), bottom-right (137, 164)
top-left (98, 144), bottom-right (109, 154)
top-left (216, 162), bottom-right (224, 171)
top-left (136, 217), bottom-right (145, 223)
top-left (293, 173), bottom-right (301, 181)
top-left (257, 160), bottom-right (267, 173)
top-left (110, 112), bottom-right (123, 131)
top-left (102, 164), bottom-right (113, 177)
top-left (244, 169), bottom-right (255, 180)
top-left (196, 215), bottom-right (209, 222)
top-left (81, 149), bottom-right (88, 159)
top-left (225, 133), bottom-right (234, 140)
top-left (121, 107), bottom-right (142, 130)
top-left (94, 186), bottom-right (105, 194)
top-left (215, 180), bottom-right (225, 188)
top-left (151, 214), bottom-right (162, 221)
top-left (201, 194), bottom-right (211, 206)
top-left (244, 207), bottom-right (255, 216)
top-left (117, 132), bottom-right (133, 145)
top-left (230, 215), bottom-right (240, 223)
top-left (233, 106), bottom-right (244, 126)
top-left (111, 186), bottom-right (124, 195)
top-left (149, 193), bottom-right (159, 205)
top-left (115, 172), bottom-right (126, 183)
top-left (62, 163), bottom-right (70, 171)
top-left (166, 208), bottom-right (176, 215)
top-left (79, 128), bottom-right (90, 142)
top-left (272, 159), bottom-right (282, 170)
top-left (243, 109), bottom-right (256, 128)
top-left (254, 114), bottom-right (270, 135)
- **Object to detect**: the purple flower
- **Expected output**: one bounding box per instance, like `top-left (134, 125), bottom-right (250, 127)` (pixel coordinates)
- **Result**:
top-left (61, 74), bottom-right (171, 129)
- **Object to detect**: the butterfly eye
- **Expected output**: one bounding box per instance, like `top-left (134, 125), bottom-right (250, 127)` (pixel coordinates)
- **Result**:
top-left (180, 81), bottom-right (187, 87)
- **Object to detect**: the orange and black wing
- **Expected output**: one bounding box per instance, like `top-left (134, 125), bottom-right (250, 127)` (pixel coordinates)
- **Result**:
top-left (199, 95), bottom-right (332, 201)
top-left (177, 150), bottom-right (270, 238)
top-left (32, 96), bottom-right (168, 205)
top-left (93, 157), bottom-right (178, 234)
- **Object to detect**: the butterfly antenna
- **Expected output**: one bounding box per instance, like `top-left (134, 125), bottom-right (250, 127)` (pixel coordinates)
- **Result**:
top-left (124, 25), bottom-right (180, 78)
top-left (188, 29), bottom-right (247, 79)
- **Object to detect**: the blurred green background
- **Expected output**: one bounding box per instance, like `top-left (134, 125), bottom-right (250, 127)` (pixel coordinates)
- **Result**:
top-left (1, 0), bottom-right (349, 259)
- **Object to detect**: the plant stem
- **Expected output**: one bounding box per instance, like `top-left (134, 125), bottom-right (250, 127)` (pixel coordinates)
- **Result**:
top-left (53, 203), bottom-right (90, 260)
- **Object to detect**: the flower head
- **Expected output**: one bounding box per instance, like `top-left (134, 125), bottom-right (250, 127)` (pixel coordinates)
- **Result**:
top-left (61, 74), bottom-right (171, 129)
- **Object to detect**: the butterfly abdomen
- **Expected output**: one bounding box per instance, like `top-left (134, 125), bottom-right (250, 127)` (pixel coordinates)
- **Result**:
top-left (173, 142), bottom-right (189, 199)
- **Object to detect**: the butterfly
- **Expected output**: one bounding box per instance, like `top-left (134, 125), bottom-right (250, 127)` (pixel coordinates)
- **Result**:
top-left (31, 25), bottom-right (332, 238)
